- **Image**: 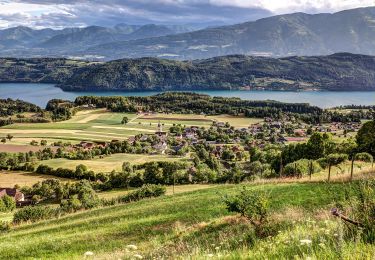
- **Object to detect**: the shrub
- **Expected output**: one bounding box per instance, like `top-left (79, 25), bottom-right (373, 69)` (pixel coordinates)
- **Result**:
top-left (2, 195), bottom-right (16, 212)
top-left (0, 221), bottom-right (10, 232)
top-left (284, 159), bottom-right (321, 177)
top-left (60, 197), bottom-right (82, 213)
top-left (118, 184), bottom-right (166, 203)
top-left (223, 187), bottom-right (269, 236)
top-left (316, 157), bottom-right (328, 169)
top-left (13, 206), bottom-right (56, 224)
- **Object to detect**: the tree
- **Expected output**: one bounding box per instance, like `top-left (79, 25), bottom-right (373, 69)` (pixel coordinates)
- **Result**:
top-left (356, 120), bottom-right (375, 156)
top-left (1, 138), bottom-right (6, 144)
top-left (121, 116), bottom-right (129, 125)
top-left (6, 134), bottom-right (13, 141)
top-left (40, 140), bottom-right (48, 146)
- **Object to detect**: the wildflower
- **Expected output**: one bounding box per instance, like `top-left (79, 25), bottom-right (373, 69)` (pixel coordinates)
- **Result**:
top-left (133, 254), bottom-right (143, 259)
top-left (318, 243), bottom-right (325, 248)
top-left (126, 244), bottom-right (138, 250)
top-left (333, 233), bottom-right (339, 237)
top-left (207, 254), bottom-right (214, 258)
top-left (300, 239), bottom-right (312, 245)
top-left (215, 246), bottom-right (220, 250)
top-left (84, 251), bottom-right (94, 257)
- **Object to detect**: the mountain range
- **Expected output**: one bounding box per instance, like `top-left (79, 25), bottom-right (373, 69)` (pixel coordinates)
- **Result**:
top-left (2, 7), bottom-right (375, 60)
top-left (2, 53), bottom-right (375, 91)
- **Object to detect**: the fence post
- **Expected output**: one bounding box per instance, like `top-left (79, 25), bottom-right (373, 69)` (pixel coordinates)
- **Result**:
top-left (328, 162), bottom-right (332, 182)
top-left (350, 156), bottom-right (355, 182)
top-left (309, 160), bottom-right (313, 180)
top-left (279, 156), bottom-right (283, 178)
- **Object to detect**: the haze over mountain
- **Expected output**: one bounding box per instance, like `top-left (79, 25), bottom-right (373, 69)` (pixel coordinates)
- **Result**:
top-left (1, 7), bottom-right (375, 60)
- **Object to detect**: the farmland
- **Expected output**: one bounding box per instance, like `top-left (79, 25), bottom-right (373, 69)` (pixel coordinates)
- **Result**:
top-left (38, 153), bottom-right (189, 173)
top-left (0, 171), bottom-right (71, 187)
top-left (0, 109), bottom-right (262, 147)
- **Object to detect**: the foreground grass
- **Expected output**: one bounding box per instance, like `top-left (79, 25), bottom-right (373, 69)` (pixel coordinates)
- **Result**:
top-left (0, 181), bottom-right (369, 259)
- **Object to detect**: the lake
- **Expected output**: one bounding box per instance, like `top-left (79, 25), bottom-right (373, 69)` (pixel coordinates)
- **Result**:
top-left (0, 83), bottom-right (374, 109)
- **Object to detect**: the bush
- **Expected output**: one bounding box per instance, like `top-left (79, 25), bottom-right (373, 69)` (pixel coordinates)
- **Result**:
top-left (0, 221), bottom-right (10, 232)
top-left (316, 157), bottom-right (328, 169)
top-left (223, 187), bottom-right (269, 236)
top-left (2, 195), bottom-right (16, 212)
top-left (284, 159), bottom-right (322, 177)
top-left (13, 206), bottom-right (56, 224)
top-left (118, 184), bottom-right (166, 203)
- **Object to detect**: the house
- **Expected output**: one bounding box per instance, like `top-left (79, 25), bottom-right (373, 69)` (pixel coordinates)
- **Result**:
top-left (0, 188), bottom-right (24, 202)
top-left (78, 141), bottom-right (95, 150)
top-left (155, 122), bottom-right (168, 137)
top-left (153, 142), bottom-right (168, 154)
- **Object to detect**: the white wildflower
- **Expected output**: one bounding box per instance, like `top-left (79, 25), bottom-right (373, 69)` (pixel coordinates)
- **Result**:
top-left (133, 254), bottom-right (143, 259)
top-left (126, 244), bottom-right (138, 250)
top-left (207, 254), bottom-right (214, 258)
top-left (215, 246), bottom-right (220, 250)
top-left (84, 251), bottom-right (94, 257)
top-left (300, 239), bottom-right (312, 245)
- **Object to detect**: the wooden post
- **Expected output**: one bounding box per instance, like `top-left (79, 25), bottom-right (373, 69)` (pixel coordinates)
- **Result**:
top-left (294, 162), bottom-right (298, 178)
top-left (173, 170), bottom-right (176, 195)
top-left (328, 162), bottom-right (332, 182)
top-left (350, 156), bottom-right (355, 182)
top-left (279, 156), bottom-right (283, 178)
top-left (309, 160), bottom-right (313, 180)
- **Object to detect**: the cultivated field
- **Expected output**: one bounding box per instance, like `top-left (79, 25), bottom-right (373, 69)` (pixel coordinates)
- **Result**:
top-left (0, 171), bottom-right (71, 187)
top-left (38, 153), bottom-right (190, 172)
top-left (0, 109), bottom-right (262, 148)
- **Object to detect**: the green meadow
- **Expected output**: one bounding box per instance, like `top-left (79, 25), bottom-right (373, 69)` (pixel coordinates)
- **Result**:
top-left (0, 180), bottom-right (373, 259)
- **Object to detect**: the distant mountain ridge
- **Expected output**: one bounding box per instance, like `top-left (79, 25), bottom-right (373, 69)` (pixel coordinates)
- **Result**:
top-left (0, 23), bottom-right (199, 58)
top-left (2, 7), bottom-right (375, 60)
top-left (85, 7), bottom-right (375, 60)
top-left (2, 53), bottom-right (375, 92)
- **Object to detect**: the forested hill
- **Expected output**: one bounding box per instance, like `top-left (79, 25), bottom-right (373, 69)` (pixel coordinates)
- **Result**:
top-left (2, 53), bottom-right (375, 91)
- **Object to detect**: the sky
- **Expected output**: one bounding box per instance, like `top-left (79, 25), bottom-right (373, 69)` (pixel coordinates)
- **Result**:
top-left (0, 0), bottom-right (375, 29)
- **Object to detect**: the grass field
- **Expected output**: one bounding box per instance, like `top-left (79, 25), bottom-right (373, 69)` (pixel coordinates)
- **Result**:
top-left (0, 176), bottom-right (373, 259)
top-left (0, 171), bottom-right (72, 187)
top-left (38, 153), bottom-right (190, 172)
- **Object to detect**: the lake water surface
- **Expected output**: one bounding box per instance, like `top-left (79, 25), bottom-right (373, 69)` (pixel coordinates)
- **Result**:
top-left (0, 83), bottom-right (374, 109)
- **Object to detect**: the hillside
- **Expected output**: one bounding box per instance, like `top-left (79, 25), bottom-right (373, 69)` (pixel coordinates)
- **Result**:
top-left (0, 179), bottom-right (373, 259)
top-left (1, 53), bottom-right (375, 91)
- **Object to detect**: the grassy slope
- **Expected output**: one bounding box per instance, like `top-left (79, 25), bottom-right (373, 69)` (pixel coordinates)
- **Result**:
top-left (0, 181), bottom-right (365, 259)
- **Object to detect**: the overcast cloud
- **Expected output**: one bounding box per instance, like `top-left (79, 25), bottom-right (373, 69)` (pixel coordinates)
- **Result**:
top-left (0, 0), bottom-right (374, 29)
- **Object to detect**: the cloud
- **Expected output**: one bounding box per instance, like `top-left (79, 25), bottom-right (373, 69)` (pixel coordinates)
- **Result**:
top-left (0, 0), bottom-right (374, 29)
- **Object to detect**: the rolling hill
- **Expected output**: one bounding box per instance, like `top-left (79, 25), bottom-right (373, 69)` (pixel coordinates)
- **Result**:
top-left (2, 53), bottom-right (375, 91)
